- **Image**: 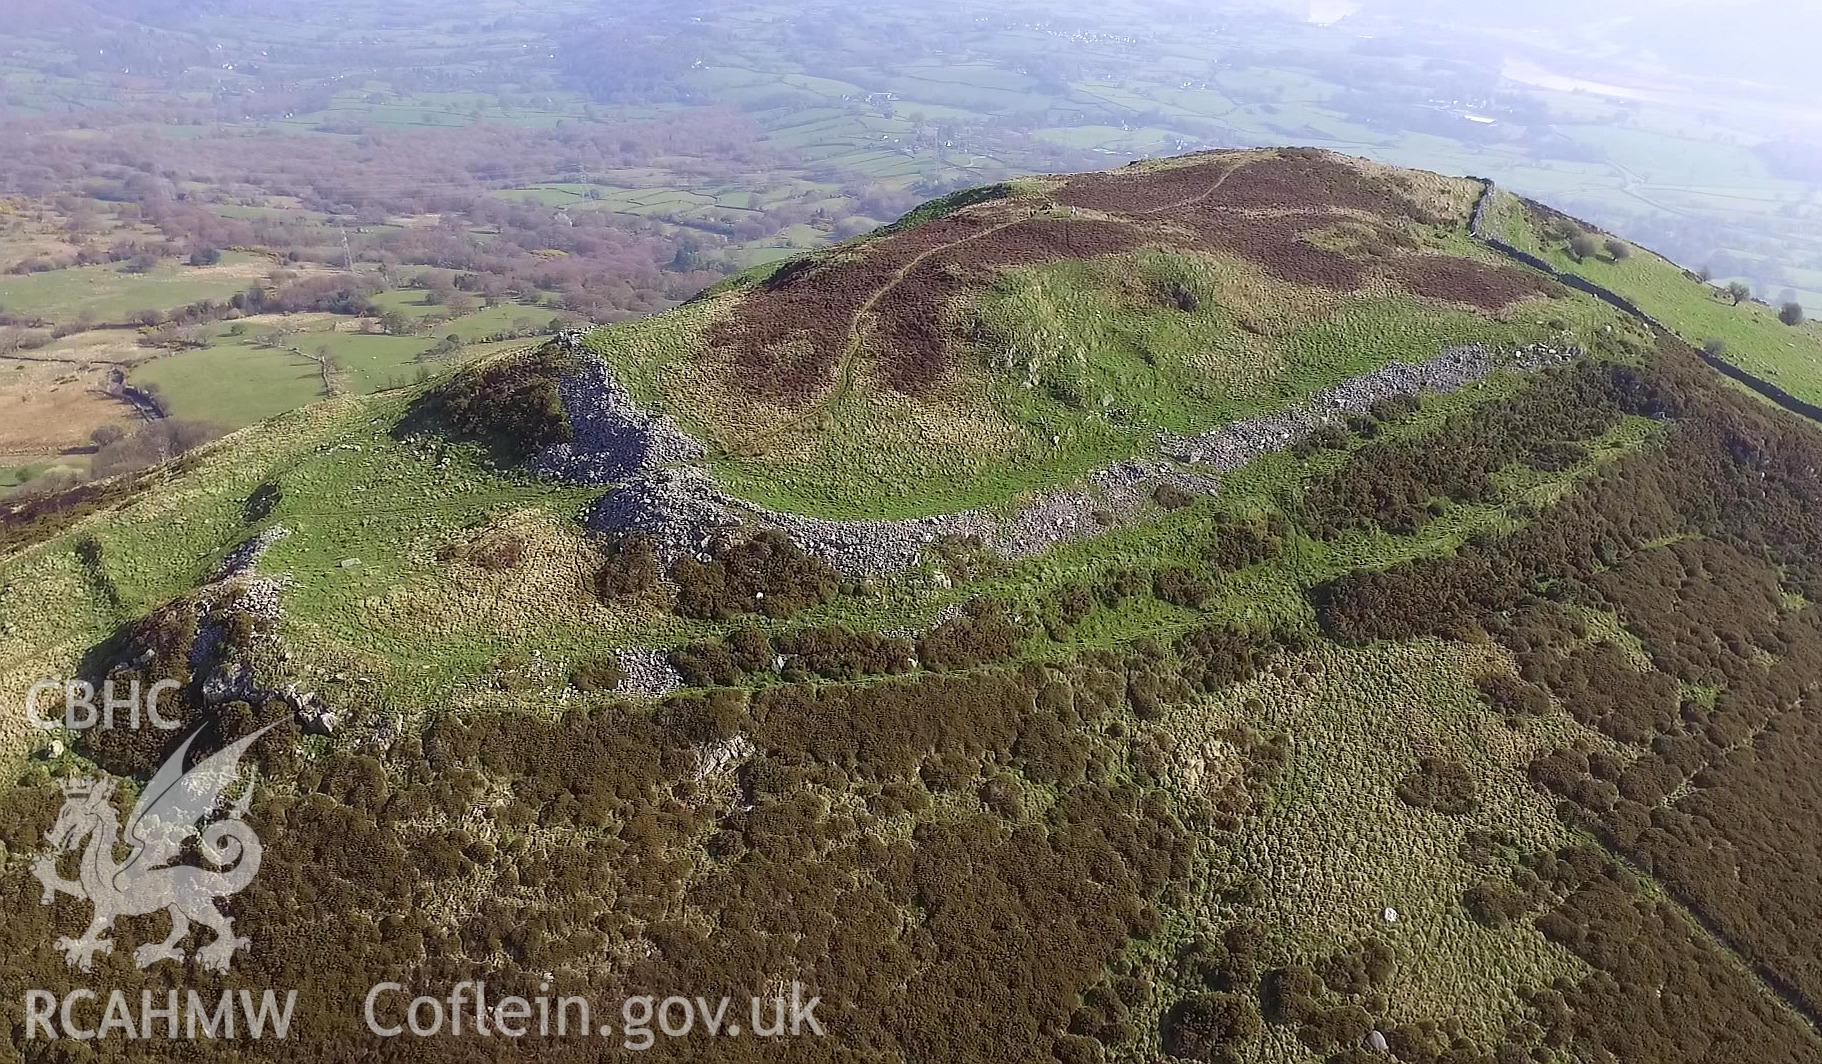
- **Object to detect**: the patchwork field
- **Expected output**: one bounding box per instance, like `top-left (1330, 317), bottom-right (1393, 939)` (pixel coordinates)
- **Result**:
top-left (130, 308), bottom-right (556, 428)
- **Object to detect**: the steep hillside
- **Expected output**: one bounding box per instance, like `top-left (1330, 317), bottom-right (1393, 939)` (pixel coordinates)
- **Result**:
top-left (3, 149), bottom-right (1821, 1064)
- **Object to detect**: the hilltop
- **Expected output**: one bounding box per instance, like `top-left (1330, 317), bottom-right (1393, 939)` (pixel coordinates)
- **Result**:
top-left (585, 148), bottom-right (1608, 518)
top-left (3, 149), bottom-right (1822, 1063)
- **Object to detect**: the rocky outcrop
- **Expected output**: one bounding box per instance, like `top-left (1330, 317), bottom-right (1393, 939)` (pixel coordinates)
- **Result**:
top-left (214, 524), bottom-right (290, 581)
top-left (615, 647), bottom-right (683, 699)
top-left (534, 337), bottom-right (706, 484)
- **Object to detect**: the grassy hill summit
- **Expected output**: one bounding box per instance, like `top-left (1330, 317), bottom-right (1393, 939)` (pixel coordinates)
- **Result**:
top-left (5, 149), bottom-right (1822, 1063)
top-left (588, 148), bottom-right (1617, 517)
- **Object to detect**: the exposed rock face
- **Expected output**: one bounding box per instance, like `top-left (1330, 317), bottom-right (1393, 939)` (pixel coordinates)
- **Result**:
top-left (584, 466), bottom-right (745, 565)
top-left (189, 576), bottom-right (308, 711)
top-left (998, 460), bottom-right (1222, 560)
top-left (556, 341), bottom-right (1581, 577)
top-left (692, 735), bottom-right (756, 782)
top-left (579, 457), bottom-right (1218, 577)
top-left (185, 526), bottom-right (322, 719)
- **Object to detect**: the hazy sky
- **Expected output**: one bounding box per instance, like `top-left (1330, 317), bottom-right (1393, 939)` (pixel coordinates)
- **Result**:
top-left (1291, 0), bottom-right (1821, 100)
top-left (24, 0), bottom-right (1822, 117)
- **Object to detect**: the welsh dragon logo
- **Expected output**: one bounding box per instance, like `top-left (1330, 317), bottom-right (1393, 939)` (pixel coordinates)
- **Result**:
top-left (33, 723), bottom-right (279, 973)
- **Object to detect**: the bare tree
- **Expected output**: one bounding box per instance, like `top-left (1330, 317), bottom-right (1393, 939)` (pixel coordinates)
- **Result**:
top-left (90, 420), bottom-right (223, 478)
top-left (314, 347), bottom-right (349, 396)
top-left (379, 309), bottom-right (415, 336)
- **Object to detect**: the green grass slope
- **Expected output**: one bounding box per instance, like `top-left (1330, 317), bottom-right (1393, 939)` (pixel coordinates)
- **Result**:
top-left (1488, 188), bottom-right (1822, 406)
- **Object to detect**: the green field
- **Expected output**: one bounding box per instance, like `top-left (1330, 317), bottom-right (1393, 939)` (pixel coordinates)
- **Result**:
top-left (131, 305), bottom-right (552, 428)
top-left (130, 341), bottom-right (325, 425)
top-left (0, 460), bottom-right (53, 492)
top-left (0, 252), bottom-right (273, 326)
